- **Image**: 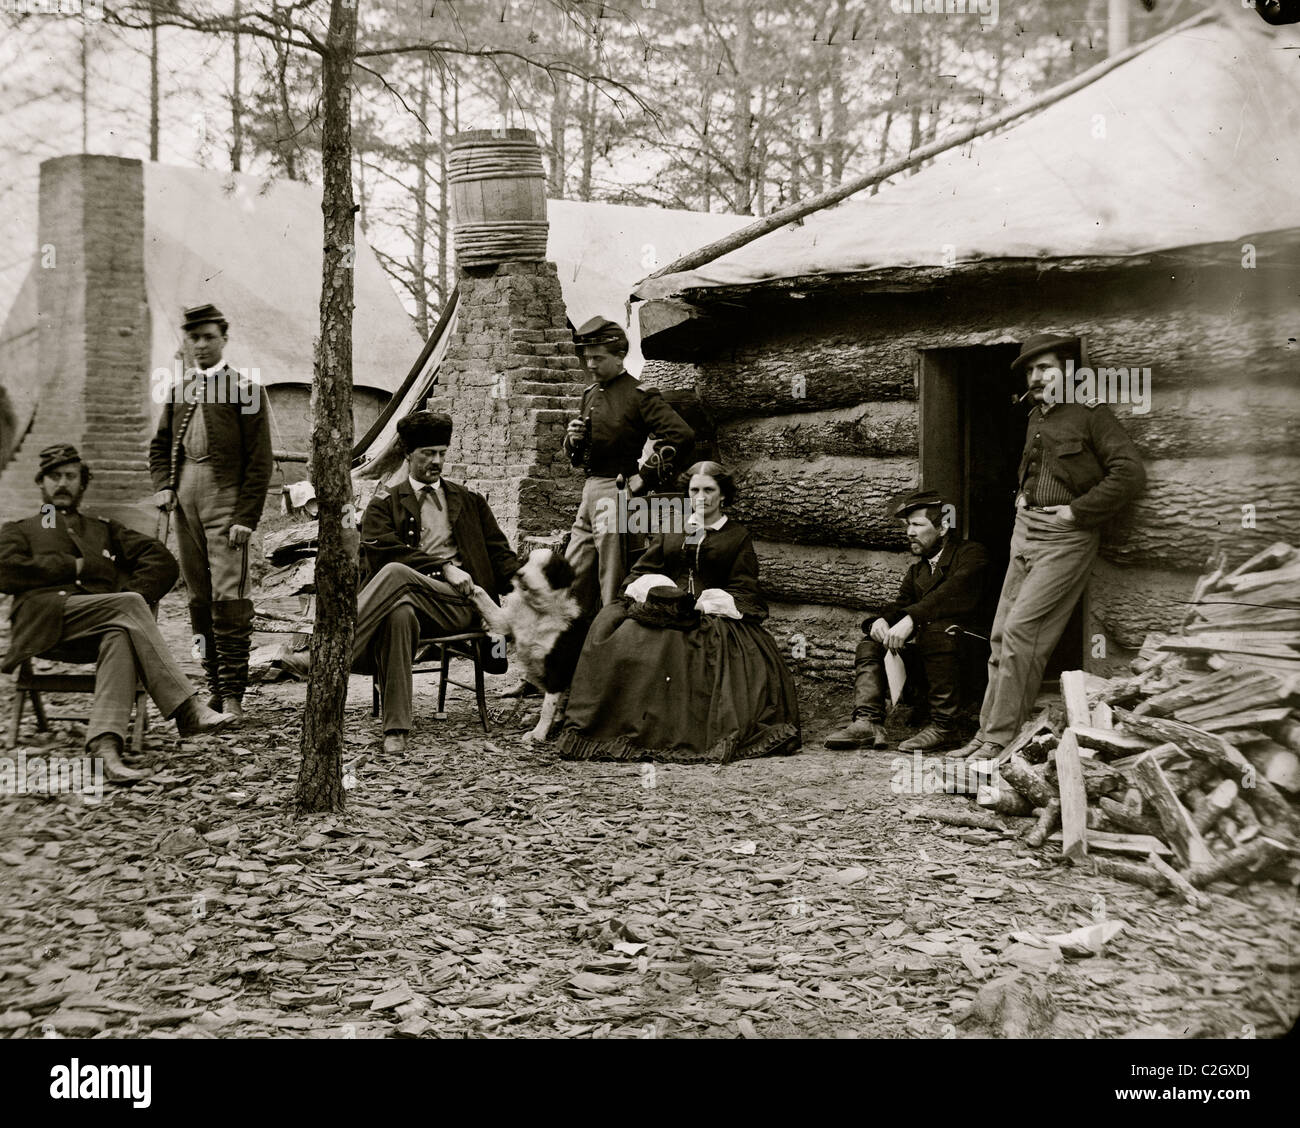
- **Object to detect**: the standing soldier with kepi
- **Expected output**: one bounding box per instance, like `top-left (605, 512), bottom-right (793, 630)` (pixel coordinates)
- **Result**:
top-left (149, 304), bottom-right (273, 725)
top-left (950, 332), bottom-right (1146, 761)
top-left (562, 316), bottom-right (694, 611)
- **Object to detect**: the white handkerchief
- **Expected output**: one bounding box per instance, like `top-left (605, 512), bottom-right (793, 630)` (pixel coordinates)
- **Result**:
top-left (694, 588), bottom-right (741, 620)
top-left (624, 573), bottom-right (674, 603)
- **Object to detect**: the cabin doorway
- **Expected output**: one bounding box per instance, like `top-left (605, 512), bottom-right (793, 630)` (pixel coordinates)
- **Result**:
top-left (918, 344), bottom-right (1086, 680)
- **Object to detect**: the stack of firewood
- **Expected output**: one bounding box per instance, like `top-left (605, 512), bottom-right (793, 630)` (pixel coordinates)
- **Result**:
top-left (966, 543), bottom-right (1300, 902)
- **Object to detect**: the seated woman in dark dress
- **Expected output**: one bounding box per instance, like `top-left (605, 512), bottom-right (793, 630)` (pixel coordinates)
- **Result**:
top-left (556, 462), bottom-right (801, 764)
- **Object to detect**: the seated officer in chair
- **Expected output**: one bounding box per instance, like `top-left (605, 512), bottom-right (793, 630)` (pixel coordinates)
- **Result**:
top-left (352, 411), bottom-right (519, 754)
top-left (0, 444), bottom-right (232, 781)
top-left (825, 489), bottom-right (990, 753)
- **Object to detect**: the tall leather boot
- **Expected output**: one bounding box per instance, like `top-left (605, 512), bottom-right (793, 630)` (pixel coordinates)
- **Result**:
top-left (212, 598), bottom-right (255, 723)
top-left (188, 602), bottom-right (221, 712)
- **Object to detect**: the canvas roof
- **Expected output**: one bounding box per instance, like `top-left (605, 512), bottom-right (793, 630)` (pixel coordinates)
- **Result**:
top-left (142, 162), bottom-right (421, 402)
top-left (634, 16), bottom-right (1300, 301)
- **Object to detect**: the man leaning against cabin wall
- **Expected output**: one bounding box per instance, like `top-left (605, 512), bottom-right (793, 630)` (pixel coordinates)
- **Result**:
top-left (950, 332), bottom-right (1146, 761)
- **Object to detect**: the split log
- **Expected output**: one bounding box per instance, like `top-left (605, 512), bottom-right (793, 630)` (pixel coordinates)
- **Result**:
top-left (1097, 797), bottom-right (1164, 837)
top-left (1221, 542), bottom-right (1299, 581)
top-left (1189, 609), bottom-right (1300, 632)
top-left (1170, 761), bottom-right (1220, 798)
top-left (1187, 838), bottom-right (1290, 888)
top-left (1137, 667), bottom-right (1273, 718)
top-left (1070, 725), bottom-right (1152, 758)
top-left (1060, 670), bottom-right (1092, 730)
top-left (1048, 830), bottom-right (1172, 857)
top-left (1132, 749), bottom-right (1214, 868)
top-left (1113, 711), bottom-right (1300, 837)
top-left (997, 710), bottom-right (1054, 766)
top-left (1206, 653), bottom-right (1300, 676)
top-left (1160, 639), bottom-right (1300, 661)
top-left (1273, 717), bottom-right (1300, 755)
top-left (1199, 708), bottom-right (1294, 733)
top-left (1055, 730), bottom-right (1089, 862)
top-left (910, 808), bottom-right (1009, 832)
top-left (977, 780), bottom-right (1035, 816)
top-left (1147, 853), bottom-right (1210, 908)
top-left (1190, 779), bottom-right (1238, 834)
top-left (1026, 800), bottom-right (1061, 848)
top-left (1215, 560), bottom-right (1300, 596)
top-left (1000, 754), bottom-right (1057, 808)
top-left (1242, 743), bottom-right (1300, 794)
top-left (1092, 701), bottom-right (1114, 730)
top-left (1086, 855), bottom-right (1169, 894)
top-left (1132, 632), bottom-right (1172, 674)
top-left (1227, 798), bottom-right (1259, 832)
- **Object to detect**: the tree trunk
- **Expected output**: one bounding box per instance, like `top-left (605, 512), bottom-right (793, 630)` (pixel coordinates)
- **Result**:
top-left (295, 0), bottom-right (359, 816)
top-left (579, 73), bottom-right (596, 200)
top-left (548, 70), bottom-right (569, 196)
top-left (149, 20), bottom-right (159, 161)
top-left (436, 61), bottom-right (449, 310)
top-left (413, 51), bottom-right (431, 339)
top-left (731, 3), bottom-right (754, 213)
top-left (231, 0), bottom-right (243, 171)
top-left (81, 21), bottom-right (89, 152)
top-left (828, 0), bottom-right (847, 186)
top-left (273, 1), bottom-right (300, 180)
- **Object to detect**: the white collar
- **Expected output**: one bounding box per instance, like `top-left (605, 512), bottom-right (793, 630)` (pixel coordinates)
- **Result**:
top-left (409, 475), bottom-right (444, 495)
top-left (194, 361), bottom-right (225, 378)
top-left (685, 512), bottom-right (727, 532)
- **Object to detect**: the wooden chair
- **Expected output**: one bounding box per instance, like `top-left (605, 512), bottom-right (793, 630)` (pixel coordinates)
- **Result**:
top-left (371, 629), bottom-right (492, 734)
top-left (7, 635), bottom-right (149, 753)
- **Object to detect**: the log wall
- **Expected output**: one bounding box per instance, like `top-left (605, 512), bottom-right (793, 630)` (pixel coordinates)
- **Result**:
top-left (647, 261), bottom-right (1300, 684)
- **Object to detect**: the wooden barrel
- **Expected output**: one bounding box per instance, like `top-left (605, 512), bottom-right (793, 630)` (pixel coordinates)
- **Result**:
top-left (448, 128), bottom-right (549, 266)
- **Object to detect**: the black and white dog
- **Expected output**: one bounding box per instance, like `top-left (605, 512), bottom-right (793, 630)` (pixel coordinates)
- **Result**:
top-left (470, 548), bottom-right (591, 741)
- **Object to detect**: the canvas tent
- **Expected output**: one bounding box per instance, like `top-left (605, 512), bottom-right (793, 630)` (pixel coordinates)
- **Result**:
top-left (634, 15), bottom-right (1300, 305)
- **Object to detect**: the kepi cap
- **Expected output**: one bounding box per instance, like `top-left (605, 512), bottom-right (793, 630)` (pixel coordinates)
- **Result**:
top-left (35, 443), bottom-right (83, 483)
top-left (888, 487), bottom-right (947, 519)
top-left (181, 303), bottom-right (228, 331)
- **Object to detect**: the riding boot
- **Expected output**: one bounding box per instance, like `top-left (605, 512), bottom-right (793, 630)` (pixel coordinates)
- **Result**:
top-left (212, 598), bottom-right (255, 713)
top-left (188, 602), bottom-right (221, 712)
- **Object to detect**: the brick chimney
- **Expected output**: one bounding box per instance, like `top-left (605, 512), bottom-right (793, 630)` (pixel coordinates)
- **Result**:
top-left (0, 155), bottom-right (155, 531)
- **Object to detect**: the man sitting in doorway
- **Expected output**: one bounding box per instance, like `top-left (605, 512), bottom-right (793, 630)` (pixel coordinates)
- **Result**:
top-left (825, 489), bottom-right (989, 753)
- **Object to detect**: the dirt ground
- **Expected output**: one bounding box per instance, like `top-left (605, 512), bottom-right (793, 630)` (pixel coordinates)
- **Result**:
top-left (0, 604), bottom-right (1295, 1040)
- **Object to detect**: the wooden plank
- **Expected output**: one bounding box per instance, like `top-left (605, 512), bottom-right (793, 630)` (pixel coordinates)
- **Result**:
top-left (1047, 829), bottom-right (1172, 857)
top-left (1060, 670), bottom-right (1091, 731)
top-left (1092, 700), bottom-right (1114, 730)
top-left (1174, 678), bottom-right (1293, 725)
top-left (1190, 779), bottom-right (1238, 834)
top-left (1146, 853), bottom-right (1210, 908)
top-left (1222, 542), bottom-right (1299, 582)
top-left (1097, 796), bottom-right (1163, 836)
top-left (1216, 560), bottom-right (1300, 595)
top-left (1071, 725), bottom-right (1152, 757)
top-left (1132, 748), bottom-right (1214, 868)
top-left (1054, 730), bottom-right (1089, 862)
top-left (1206, 653), bottom-right (1300, 674)
top-left (993, 709), bottom-right (1052, 768)
top-left (1159, 639), bottom-right (1299, 660)
top-left (1199, 707), bottom-right (1293, 733)
top-left (1133, 667), bottom-right (1267, 717)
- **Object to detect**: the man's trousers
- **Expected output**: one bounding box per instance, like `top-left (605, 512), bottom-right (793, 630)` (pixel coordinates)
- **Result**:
top-left (352, 562), bottom-right (477, 735)
top-left (59, 592), bottom-right (194, 744)
top-left (853, 629), bottom-right (961, 730)
top-left (978, 507), bottom-right (1099, 747)
top-left (564, 475), bottom-right (624, 612)
top-left (175, 459), bottom-right (253, 703)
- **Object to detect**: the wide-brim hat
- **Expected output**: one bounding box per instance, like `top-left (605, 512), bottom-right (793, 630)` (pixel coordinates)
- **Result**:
top-left (35, 443), bottom-right (83, 482)
top-left (181, 303), bottom-right (228, 331)
top-left (1009, 332), bottom-right (1079, 373)
top-left (396, 410), bottom-right (453, 452)
top-left (627, 584), bottom-right (699, 631)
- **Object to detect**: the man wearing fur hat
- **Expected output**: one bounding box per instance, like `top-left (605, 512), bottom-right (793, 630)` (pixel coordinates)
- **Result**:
top-left (951, 333), bottom-right (1146, 761)
top-left (352, 411), bottom-right (519, 753)
top-left (562, 316), bottom-right (694, 611)
top-left (0, 445), bottom-right (232, 780)
top-left (148, 304), bottom-right (272, 725)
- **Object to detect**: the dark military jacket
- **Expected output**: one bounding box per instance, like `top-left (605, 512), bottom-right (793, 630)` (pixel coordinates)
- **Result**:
top-left (0, 510), bottom-right (178, 672)
top-left (563, 371), bottom-right (695, 487)
top-left (1018, 401), bottom-right (1146, 528)
top-left (147, 364), bottom-right (273, 531)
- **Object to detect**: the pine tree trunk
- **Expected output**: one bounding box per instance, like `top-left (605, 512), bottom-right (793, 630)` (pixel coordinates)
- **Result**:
top-left (413, 52), bottom-right (431, 338)
top-left (436, 62), bottom-right (449, 309)
top-left (295, 0), bottom-right (359, 816)
top-left (149, 20), bottom-right (159, 161)
top-left (231, 0), bottom-right (243, 172)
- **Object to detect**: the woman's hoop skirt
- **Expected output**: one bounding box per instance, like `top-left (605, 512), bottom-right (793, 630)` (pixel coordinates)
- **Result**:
top-left (555, 601), bottom-right (801, 764)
